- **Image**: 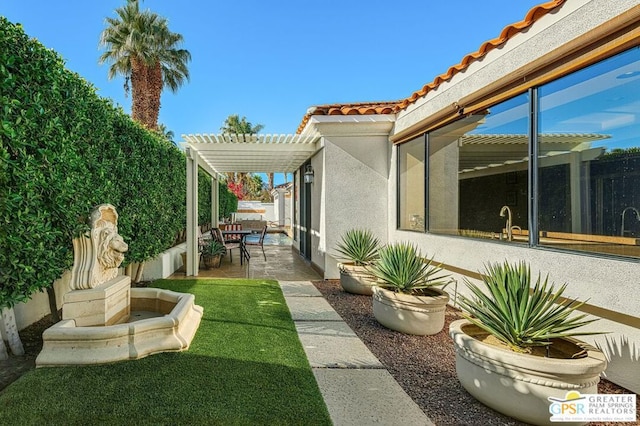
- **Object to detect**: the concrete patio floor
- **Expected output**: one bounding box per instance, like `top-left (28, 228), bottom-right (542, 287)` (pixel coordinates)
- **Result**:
top-left (169, 242), bottom-right (433, 425)
top-left (169, 243), bottom-right (323, 281)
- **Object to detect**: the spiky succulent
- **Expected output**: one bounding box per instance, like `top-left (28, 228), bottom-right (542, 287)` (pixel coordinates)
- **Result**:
top-left (368, 242), bottom-right (449, 294)
top-left (458, 261), bottom-right (602, 353)
top-left (334, 228), bottom-right (381, 266)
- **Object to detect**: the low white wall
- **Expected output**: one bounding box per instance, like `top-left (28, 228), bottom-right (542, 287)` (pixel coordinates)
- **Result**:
top-left (14, 270), bottom-right (70, 331)
top-left (13, 243), bottom-right (186, 331)
top-left (141, 242), bottom-right (186, 282)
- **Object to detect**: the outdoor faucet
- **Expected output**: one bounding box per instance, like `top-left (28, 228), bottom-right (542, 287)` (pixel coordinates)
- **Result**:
top-left (500, 205), bottom-right (513, 241)
top-left (620, 206), bottom-right (640, 236)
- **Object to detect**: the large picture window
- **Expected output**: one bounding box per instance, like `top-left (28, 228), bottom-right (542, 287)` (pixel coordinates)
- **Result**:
top-left (396, 46), bottom-right (640, 260)
top-left (537, 47), bottom-right (640, 257)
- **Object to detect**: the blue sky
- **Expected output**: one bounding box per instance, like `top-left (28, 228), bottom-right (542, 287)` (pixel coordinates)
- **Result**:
top-left (2, 1), bottom-right (545, 141)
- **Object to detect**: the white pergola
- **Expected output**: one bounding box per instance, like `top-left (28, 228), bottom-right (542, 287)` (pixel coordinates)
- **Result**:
top-left (182, 133), bottom-right (321, 276)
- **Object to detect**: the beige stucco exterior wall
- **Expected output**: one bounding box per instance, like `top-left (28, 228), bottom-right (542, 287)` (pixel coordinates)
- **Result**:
top-left (306, 116), bottom-right (393, 278)
top-left (386, 0), bottom-right (640, 393)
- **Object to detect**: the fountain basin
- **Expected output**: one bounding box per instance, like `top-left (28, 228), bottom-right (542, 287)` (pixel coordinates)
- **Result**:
top-left (36, 287), bottom-right (203, 367)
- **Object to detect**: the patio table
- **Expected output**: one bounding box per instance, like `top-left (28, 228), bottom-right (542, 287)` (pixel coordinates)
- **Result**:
top-left (221, 229), bottom-right (253, 263)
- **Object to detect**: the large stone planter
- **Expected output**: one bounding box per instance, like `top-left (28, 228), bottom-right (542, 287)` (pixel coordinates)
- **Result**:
top-left (450, 319), bottom-right (607, 426)
top-left (339, 263), bottom-right (376, 295)
top-left (372, 286), bottom-right (449, 335)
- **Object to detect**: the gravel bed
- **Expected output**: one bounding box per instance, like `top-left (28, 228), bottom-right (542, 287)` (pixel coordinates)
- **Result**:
top-left (312, 279), bottom-right (638, 426)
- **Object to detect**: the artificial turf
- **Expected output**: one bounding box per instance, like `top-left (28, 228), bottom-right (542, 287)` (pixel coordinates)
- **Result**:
top-left (0, 279), bottom-right (331, 425)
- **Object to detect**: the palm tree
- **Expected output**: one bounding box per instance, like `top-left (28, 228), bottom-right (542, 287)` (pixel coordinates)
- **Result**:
top-left (220, 114), bottom-right (264, 135)
top-left (99, 0), bottom-right (190, 130)
top-left (155, 123), bottom-right (175, 143)
top-left (220, 115), bottom-right (267, 197)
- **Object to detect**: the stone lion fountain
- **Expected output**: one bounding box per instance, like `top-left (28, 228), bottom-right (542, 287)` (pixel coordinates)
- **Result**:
top-left (36, 204), bottom-right (203, 367)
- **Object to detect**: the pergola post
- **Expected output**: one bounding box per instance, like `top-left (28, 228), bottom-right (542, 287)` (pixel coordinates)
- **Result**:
top-left (211, 175), bottom-right (218, 228)
top-left (186, 147), bottom-right (199, 276)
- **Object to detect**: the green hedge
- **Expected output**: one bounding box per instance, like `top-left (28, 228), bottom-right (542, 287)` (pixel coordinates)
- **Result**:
top-left (219, 181), bottom-right (237, 220)
top-left (0, 18), bottom-right (191, 308)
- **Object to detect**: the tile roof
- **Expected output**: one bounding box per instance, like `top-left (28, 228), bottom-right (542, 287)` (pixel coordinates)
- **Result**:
top-left (296, 0), bottom-right (566, 134)
top-left (296, 101), bottom-right (399, 134)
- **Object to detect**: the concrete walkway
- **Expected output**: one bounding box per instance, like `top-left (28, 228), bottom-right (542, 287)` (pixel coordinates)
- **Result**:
top-left (280, 281), bottom-right (434, 426)
top-left (172, 244), bottom-right (433, 424)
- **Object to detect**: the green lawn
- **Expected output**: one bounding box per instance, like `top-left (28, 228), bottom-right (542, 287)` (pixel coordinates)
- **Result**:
top-left (0, 279), bottom-right (331, 425)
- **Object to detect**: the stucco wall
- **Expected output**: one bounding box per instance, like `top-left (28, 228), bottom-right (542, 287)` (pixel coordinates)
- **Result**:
top-left (310, 151), bottom-right (325, 272)
top-left (385, 0), bottom-right (640, 392)
top-left (388, 142), bottom-right (640, 393)
top-left (322, 135), bottom-right (390, 278)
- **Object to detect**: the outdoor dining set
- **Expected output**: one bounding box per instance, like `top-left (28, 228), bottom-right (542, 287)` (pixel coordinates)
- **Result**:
top-left (212, 223), bottom-right (268, 265)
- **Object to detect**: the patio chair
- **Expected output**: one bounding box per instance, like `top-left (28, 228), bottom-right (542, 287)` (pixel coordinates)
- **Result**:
top-left (245, 225), bottom-right (267, 261)
top-left (211, 227), bottom-right (244, 265)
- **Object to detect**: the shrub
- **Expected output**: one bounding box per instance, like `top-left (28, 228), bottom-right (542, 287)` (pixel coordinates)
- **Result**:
top-left (0, 18), bottom-right (187, 308)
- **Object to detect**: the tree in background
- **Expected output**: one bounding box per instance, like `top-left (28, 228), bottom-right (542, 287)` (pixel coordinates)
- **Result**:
top-left (99, 0), bottom-right (191, 130)
top-left (155, 123), bottom-right (175, 144)
top-left (220, 114), bottom-right (264, 135)
top-left (220, 114), bottom-right (273, 199)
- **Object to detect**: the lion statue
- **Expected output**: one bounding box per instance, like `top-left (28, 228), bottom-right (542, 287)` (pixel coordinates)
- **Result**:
top-left (70, 204), bottom-right (129, 290)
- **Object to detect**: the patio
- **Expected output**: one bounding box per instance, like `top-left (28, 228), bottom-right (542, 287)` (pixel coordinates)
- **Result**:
top-left (170, 233), bottom-right (322, 281)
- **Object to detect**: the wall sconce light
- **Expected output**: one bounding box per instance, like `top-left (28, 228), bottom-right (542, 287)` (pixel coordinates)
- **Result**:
top-left (303, 164), bottom-right (314, 184)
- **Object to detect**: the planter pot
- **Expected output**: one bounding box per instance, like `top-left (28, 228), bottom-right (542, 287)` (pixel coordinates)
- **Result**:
top-left (202, 254), bottom-right (222, 269)
top-left (450, 319), bottom-right (607, 426)
top-left (339, 263), bottom-right (376, 295)
top-left (372, 286), bottom-right (449, 335)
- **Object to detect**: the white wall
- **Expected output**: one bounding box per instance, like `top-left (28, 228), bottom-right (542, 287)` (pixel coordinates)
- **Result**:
top-left (324, 137), bottom-right (390, 278)
top-left (307, 116), bottom-right (394, 278)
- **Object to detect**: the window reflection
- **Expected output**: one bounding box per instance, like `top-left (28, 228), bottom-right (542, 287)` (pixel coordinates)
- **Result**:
top-left (538, 47), bottom-right (640, 258)
top-left (429, 93), bottom-right (529, 241)
top-left (397, 47), bottom-right (640, 260)
top-left (398, 137), bottom-right (425, 231)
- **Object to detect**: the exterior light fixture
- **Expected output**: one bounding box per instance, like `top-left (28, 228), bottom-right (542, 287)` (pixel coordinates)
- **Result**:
top-left (303, 164), bottom-right (314, 184)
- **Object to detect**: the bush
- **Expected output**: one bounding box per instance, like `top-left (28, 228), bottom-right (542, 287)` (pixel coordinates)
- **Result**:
top-left (219, 181), bottom-right (238, 220)
top-left (0, 18), bottom-right (186, 308)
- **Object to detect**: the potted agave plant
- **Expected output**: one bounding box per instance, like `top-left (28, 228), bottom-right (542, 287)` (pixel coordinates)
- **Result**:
top-left (201, 240), bottom-right (226, 269)
top-left (368, 242), bottom-right (450, 335)
top-left (450, 261), bottom-right (607, 426)
top-left (334, 228), bottom-right (381, 295)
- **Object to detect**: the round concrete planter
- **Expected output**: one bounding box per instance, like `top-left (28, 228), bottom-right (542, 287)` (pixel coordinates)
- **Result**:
top-left (339, 263), bottom-right (376, 295)
top-left (202, 254), bottom-right (222, 269)
top-left (372, 286), bottom-right (449, 335)
top-left (449, 319), bottom-right (607, 426)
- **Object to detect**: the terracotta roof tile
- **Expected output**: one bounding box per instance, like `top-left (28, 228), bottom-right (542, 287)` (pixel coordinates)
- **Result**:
top-left (395, 0), bottom-right (566, 110)
top-left (296, 0), bottom-right (565, 134)
top-left (296, 101), bottom-right (399, 133)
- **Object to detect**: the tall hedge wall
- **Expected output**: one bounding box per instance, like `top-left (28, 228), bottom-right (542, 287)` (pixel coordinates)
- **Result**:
top-left (0, 18), bottom-right (189, 308)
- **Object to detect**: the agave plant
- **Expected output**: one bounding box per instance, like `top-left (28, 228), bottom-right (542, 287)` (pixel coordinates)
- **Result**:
top-left (334, 228), bottom-right (381, 266)
top-left (368, 242), bottom-right (449, 294)
top-left (457, 261), bottom-right (602, 353)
